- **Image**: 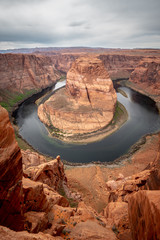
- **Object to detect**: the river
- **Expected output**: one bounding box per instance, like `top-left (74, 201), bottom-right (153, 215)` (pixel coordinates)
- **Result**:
top-left (15, 80), bottom-right (160, 163)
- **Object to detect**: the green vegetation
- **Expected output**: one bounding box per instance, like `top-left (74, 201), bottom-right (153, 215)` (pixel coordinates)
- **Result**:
top-left (58, 187), bottom-right (78, 208)
top-left (117, 88), bottom-right (128, 98)
top-left (13, 127), bottom-right (33, 150)
top-left (112, 101), bottom-right (126, 123)
top-left (59, 74), bottom-right (66, 81)
top-left (0, 89), bottom-right (38, 113)
top-left (45, 112), bottom-right (65, 137)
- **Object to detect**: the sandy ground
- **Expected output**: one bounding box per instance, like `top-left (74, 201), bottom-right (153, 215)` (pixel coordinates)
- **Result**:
top-left (65, 133), bottom-right (160, 212)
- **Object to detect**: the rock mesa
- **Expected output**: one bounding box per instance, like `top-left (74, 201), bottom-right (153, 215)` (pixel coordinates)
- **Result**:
top-left (38, 57), bottom-right (117, 137)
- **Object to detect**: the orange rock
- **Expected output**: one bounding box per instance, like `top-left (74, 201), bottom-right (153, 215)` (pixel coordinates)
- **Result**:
top-left (129, 58), bottom-right (160, 110)
top-left (24, 158), bottom-right (66, 191)
top-left (99, 54), bottom-right (143, 80)
top-left (0, 53), bottom-right (61, 93)
top-left (24, 211), bottom-right (49, 233)
top-left (103, 202), bottom-right (128, 227)
top-left (128, 190), bottom-right (160, 240)
top-left (0, 106), bottom-right (24, 231)
top-left (23, 178), bottom-right (69, 213)
top-left (69, 220), bottom-right (117, 240)
top-left (0, 225), bottom-right (63, 240)
top-left (22, 149), bottom-right (47, 170)
top-left (107, 169), bottom-right (158, 203)
top-left (38, 56), bottom-right (117, 137)
top-left (47, 201), bottom-right (108, 238)
top-left (103, 202), bottom-right (131, 239)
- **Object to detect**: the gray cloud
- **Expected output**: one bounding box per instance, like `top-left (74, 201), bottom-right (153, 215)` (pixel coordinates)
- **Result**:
top-left (0, 0), bottom-right (160, 49)
top-left (69, 21), bottom-right (86, 27)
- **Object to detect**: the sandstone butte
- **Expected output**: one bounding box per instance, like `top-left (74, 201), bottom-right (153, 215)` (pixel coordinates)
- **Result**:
top-left (38, 57), bottom-right (117, 137)
top-left (128, 58), bottom-right (160, 111)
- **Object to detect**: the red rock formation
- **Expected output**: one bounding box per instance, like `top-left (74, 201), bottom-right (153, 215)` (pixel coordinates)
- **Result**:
top-left (38, 57), bottom-right (117, 137)
top-left (46, 49), bottom-right (160, 79)
top-left (23, 178), bottom-right (69, 213)
top-left (0, 106), bottom-right (118, 239)
top-left (23, 156), bottom-right (66, 191)
top-left (0, 53), bottom-right (61, 94)
top-left (128, 190), bottom-right (160, 240)
top-left (22, 149), bottom-right (47, 170)
top-left (0, 225), bottom-right (63, 239)
top-left (128, 58), bottom-right (160, 110)
top-left (69, 220), bottom-right (117, 240)
top-left (99, 54), bottom-right (143, 80)
top-left (0, 106), bottom-right (24, 230)
top-left (103, 202), bottom-right (131, 239)
top-left (50, 53), bottom-right (80, 73)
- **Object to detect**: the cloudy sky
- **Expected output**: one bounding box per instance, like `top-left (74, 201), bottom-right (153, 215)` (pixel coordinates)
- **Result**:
top-left (0, 0), bottom-right (160, 50)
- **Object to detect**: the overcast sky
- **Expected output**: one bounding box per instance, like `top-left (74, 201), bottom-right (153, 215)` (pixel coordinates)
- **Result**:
top-left (0, 0), bottom-right (160, 50)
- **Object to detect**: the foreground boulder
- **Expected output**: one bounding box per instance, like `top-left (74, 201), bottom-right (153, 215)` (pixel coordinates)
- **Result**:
top-left (38, 57), bottom-right (117, 138)
top-left (0, 106), bottom-right (24, 230)
top-left (23, 178), bottom-right (69, 213)
top-left (69, 220), bottom-right (117, 240)
top-left (128, 190), bottom-right (160, 240)
top-left (22, 149), bottom-right (47, 170)
top-left (0, 225), bottom-right (62, 240)
top-left (23, 155), bottom-right (66, 191)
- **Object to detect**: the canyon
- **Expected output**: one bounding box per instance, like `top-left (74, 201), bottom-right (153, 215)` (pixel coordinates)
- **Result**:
top-left (38, 57), bottom-right (117, 138)
top-left (0, 47), bottom-right (160, 239)
top-left (0, 104), bottom-right (160, 239)
top-left (1, 48), bottom-right (160, 96)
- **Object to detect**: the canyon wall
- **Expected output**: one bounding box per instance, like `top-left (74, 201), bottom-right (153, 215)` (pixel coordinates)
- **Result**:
top-left (99, 54), bottom-right (143, 79)
top-left (38, 57), bottom-right (117, 137)
top-left (1, 50), bottom-right (160, 98)
top-left (49, 53), bottom-right (144, 79)
top-left (45, 48), bottom-right (160, 80)
top-left (0, 105), bottom-right (24, 230)
top-left (128, 58), bottom-right (160, 110)
top-left (0, 53), bottom-right (61, 93)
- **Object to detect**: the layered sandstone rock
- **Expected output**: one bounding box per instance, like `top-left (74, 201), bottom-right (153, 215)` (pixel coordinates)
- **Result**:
top-left (22, 149), bottom-right (47, 170)
top-left (69, 220), bottom-right (117, 240)
top-left (0, 53), bottom-right (61, 94)
top-left (38, 57), bottom-right (117, 137)
top-left (103, 202), bottom-right (131, 239)
top-left (0, 106), bottom-right (24, 230)
top-left (128, 190), bottom-right (160, 240)
top-left (23, 156), bottom-right (66, 191)
top-left (0, 225), bottom-right (63, 240)
top-left (22, 178), bottom-right (69, 212)
top-left (99, 54), bottom-right (143, 80)
top-left (128, 58), bottom-right (160, 110)
top-left (47, 49), bottom-right (160, 79)
top-left (0, 105), bottom-right (118, 239)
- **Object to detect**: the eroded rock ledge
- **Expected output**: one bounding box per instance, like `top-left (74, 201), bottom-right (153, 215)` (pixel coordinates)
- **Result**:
top-left (127, 58), bottom-right (160, 112)
top-left (38, 57), bottom-right (117, 139)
